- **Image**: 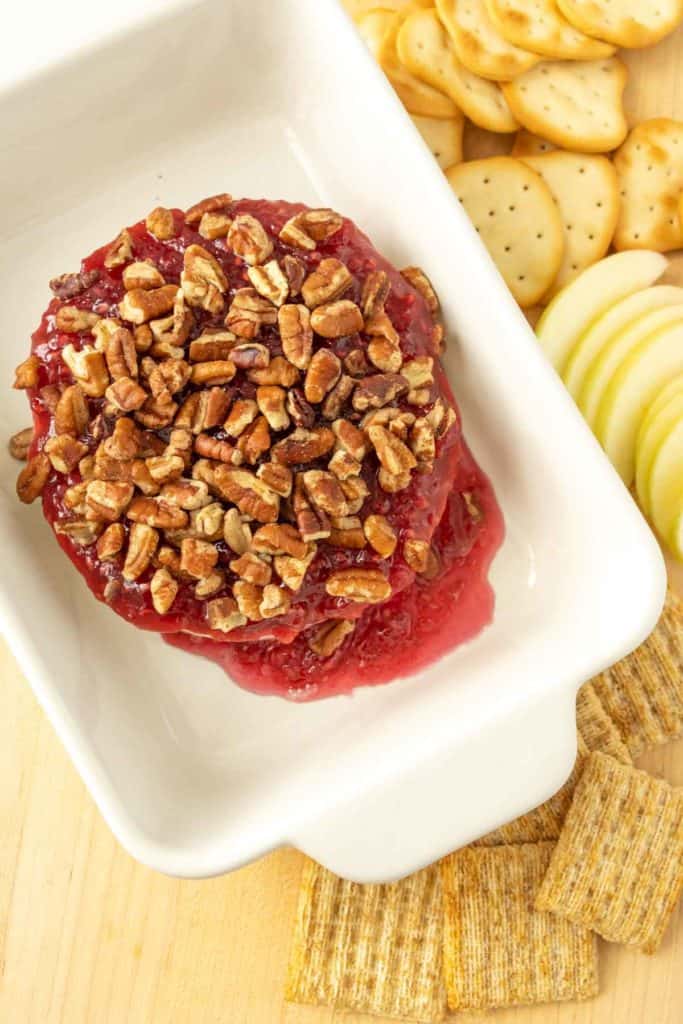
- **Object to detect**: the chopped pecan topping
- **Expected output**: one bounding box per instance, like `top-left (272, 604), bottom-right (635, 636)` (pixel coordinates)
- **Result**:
top-left (366, 312), bottom-right (402, 373)
top-left (50, 269), bottom-right (100, 300)
top-left (190, 502), bottom-right (225, 540)
top-left (410, 417), bottom-right (436, 469)
top-left (184, 193), bottom-right (232, 226)
top-left (362, 408), bottom-right (415, 440)
top-left (325, 568), bottom-right (391, 603)
top-left (96, 522), bottom-right (125, 560)
top-left (431, 322), bottom-right (446, 354)
top-left (103, 418), bottom-right (141, 460)
top-left (122, 261), bottom-right (165, 291)
top-left (462, 490), bottom-right (483, 523)
top-left (146, 454), bottom-right (185, 484)
top-left (189, 333), bottom-right (238, 362)
top-left (227, 214), bottom-right (273, 266)
top-left (92, 318), bottom-right (121, 352)
top-left (286, 388), bottom-right (315, 428)
top-left (181, 245), bottom-right (227, 313)
top-left (193, 434), bottom-right (239, 467)
top-left (332, 418), bottom-right (368, 461)
top-left (85, 480), bottom-right (134, 521)
top-left (257, 462), bottom-right (292, 497)
top-left (44, 434), bottom-right (88, 474)
top-left (274, 545), bottom-right (316, 591)
top-left (310, 300), bottom-right (363, 339)
top-left (252, 523), bottom-right (307, 559)
top-left (150, 567), bottom-right (179, 613)
top-left (106, 376), bottom-right (147, 412)
top-left (353, 371), bottom-right (408, 410)
top-left (301, 259), bottom-right (352, 309)
top-left (55, 519), bottom-right (103, 546)
top-left (55, 306), bottom-right (101, 333)
top-left (180, 537), bottom-right (218, 579)
top-left (233, 579), bottom-right (264, 621)
top-left (278, 304), bottom-right (313, 369)
top-left (308, 619), bottom-right (355, 657)
top-left (279, 208), bottom-right (343, 249)
top-left (161, 478), bottom-right (210, 510)
top-left (400, 266), bottom-right (440, 315)
top-left (146, 206), bottom-right (176, 240)
top-left (363, 514), bottom-right (397, 557)
top-left (224, 398), bottom-right (259, 438)
top-left (296, 503), bottom-right (331, 543)
top-left (208, 465), bottom-right (280, 523)
top-left (339, 474), bottom-right (370, 513)
top-left (302, 469), bottom-right (348, 517)
top-left (104, 228), bottom-right (133, 269)
top-left (247, 355), bottom-right (299, 387)
top-left (404, 538), bottom-right (430, 573)
top-left (427, 398), bottom-right (457, 438)
top-left (133, 324), bottom-right (153, 353)
top-left (256, 385), bottom-right (289, 432)
top-left (360, 270), bottom-right (390, 319)
top-left (223, 507), bottom-right (252, 555)
top-left (8, 427), bottom-right (33, 461)
top-left (198, 211), bottom-right (232, 240)
top-left (195, 571), bottom-right (225, 599)
top-left (236, 415), bottom-right (271, 464)
top-left (61, 344), bottom-right (110, 397)
top-left (344, 348), bottom-right (372, 378)
top-left (135, 392), bottom-right (178, 429)
top-left (271, 426), bottom-right (335, 465)
top-left (119, 284), bottom-right (178, 325)
top-left (166, 427), bottom-right (193, 465)
top-left (378, 468), bottom-right (411, 493)
top-left (126, 496), bottom-right (189, 529)
top-left (247, 260), bottom-right (289, 306)
top-left (321, 374), bottom-right (354, 420)
top-left (230, 343), bottom-right (270, 370)
top-left (225, 288), bottom-right (278, 339)
top-left (79, 454), bottom-right (96, 481)
top-left (283, 255), bottom-right (306, 296)
top-left (54, 385), bottom-right (89, 436)
top-left (190, 359), bottom-right (236, 386)
top-left (278, 215), bottom-right (316, 251)
top-left (304, 349), bottom-right (341, 404)
top-left (13, 355), bottom-right (41, 390)
top-left (328, 516), bottom-right (366, 548)
top-left (16, 453), bottom-right (50, 503)
top-left (328, 448), bottom-right (361, 480)
top-left (122, 523), bottom-right (158, 581)
top-left (259, 584), bottom-right (292, 619)
top-left (402, 357), bottom-right (434, 389)
top-left (206, 596), bottom-right (246, 633)
top-left (230, 551), bottom-right (272, 587)
top-left (104, 327), bottom-right (138, 380)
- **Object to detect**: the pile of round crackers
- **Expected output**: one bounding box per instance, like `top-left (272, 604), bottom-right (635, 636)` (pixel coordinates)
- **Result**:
top-left (347, 0), bottom-right (683, 309)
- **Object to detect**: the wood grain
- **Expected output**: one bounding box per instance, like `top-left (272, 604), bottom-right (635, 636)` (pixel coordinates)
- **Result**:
top-left (2, 25), bottom-right (683, 1024)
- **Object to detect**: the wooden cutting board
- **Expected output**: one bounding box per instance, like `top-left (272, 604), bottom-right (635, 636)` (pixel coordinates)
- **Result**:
top-left (2, 28), bottom-right (683, 1024)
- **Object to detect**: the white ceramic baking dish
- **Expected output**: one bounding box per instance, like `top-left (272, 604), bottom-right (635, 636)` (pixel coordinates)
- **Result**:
top-left (0, 0), bottom-right (666, 882)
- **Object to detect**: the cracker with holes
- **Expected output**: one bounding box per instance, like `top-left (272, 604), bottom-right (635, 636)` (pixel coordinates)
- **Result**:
top-left (441, 843), bottom-right (599, 1011)
top-left (511, 129), bottom-right (556, 157)
top-left (502, 57), bottom-right (628, 154)
top-left (397, 8), bottom-right (518, 133)
top-left (520, 152), bottom-right (620, 296)
top-left (557, 0), bottom-right (683, 48)
top-left (286, 859), bottom-right (447, 1021)
top-left (435, 0), bottom-right (540, 81)
top-left (536, 752), bottom-right (683, 953)
top-left (613, 119), bottom-right (683, 252)
top-left (412, 112), bottom-right (465, 168)
top-left (486, 0), bottom-right (615, 58)
top-left (463, 121), bottom-right (515, 160)
top-left (446, 157), bottom-right (564, 306)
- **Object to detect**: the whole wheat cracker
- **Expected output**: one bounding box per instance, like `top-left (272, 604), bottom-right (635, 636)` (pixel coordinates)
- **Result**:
top-left (502, 57), bottom-right (628, 154)
top-left (435, 0), bottom-right (540, 81)
top-left (613, 119), bottom-right (683, 253)
top-left (397, 8), bottom-right (519, 133)
top-left (441, 842), bottom-right (599, 1010)
top-left (412, 112), bottom-right (464, 169)
top-left (536, 752), bottom-right (683, 953)
top-left (557, 0), bottom-right (683, 49)
top-left (521, 151), bottom-right (620, 296)
top-left (486, 0), bottom-right (615, 59)
top-left (446, 156), bottom-right (564, 306)
top-left (576, 683), bottom-right (633, 763)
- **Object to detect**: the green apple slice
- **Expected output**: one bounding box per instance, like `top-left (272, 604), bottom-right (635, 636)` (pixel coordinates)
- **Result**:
top-left (563, 286), bottom-right (683, 399)
top-left (594, 321), bottom-right (683, 484)
top-left (577, 304), bottom-right (683, 427)
top-left (635, 387), bottom-right (683, 514)
top-left (535, 250), bottom-right (668, 372)
top-left (649, 416), bottom-right (683, 553)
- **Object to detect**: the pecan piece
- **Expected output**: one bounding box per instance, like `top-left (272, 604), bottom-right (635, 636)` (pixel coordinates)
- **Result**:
top-left (328, 448), bottom-right (361, 480)
top-left (62, 344), bottom-right (110, 397)
top-left (230, 552), bottom-right (272, 587)
top-left (122, 261), bottom-right (165, 291)
top-left (360, 270), bottom-right (390, 319)
top-left (231, 580), bottom-right (263, 621)
top-left (55, 306), bottom-right (101, 333)
top-left (366, 312), bottom-right (402, 373)
top-left (332, 418), bottom-right (368, 461)
top-left (190, 359), bottom-right (236, 386)
top-left (256, 385), bottom-right (290, 431)
top-left (321, 374), bottom-right (354, 420)
top-left (55, 519), bottom-right (103, 546)
top-left (259, 584), bottom-right (292, 619)
top-left (252, 523), bottom-right (308, 559)
top-left (126, 496), bottom-right (189, 529)
top-left (194, 434), bottom-right (240, 465)
top-left (190, 502), bottom-right (225, 541)
top-left (229, 343), bottom-right (270, 370)
top-left (247, 260), bottom-right (289, 306)
top-left (8, 427), bottom-right (33, 461)
top-left (198, 212), bottom-right (232, 240)
top-left (135, 393), bottom-right (177, 429)
top-left (271, 426), bottom-right (335, 465)
top-left (189, 333), bottom-right (238, 362)
top-left (378, 468), bottom-right (411, 493)
top-left (225, 287), bottom-right (278, 339)
top-left (123, 523), bottom-right (159, 581)
top-left (308, 619), bottom-right (355, 657)
top-left (236, 415), bottom-right (271, 465)
top-left (328, 516), bottom-right (367, 549)
top-left (146, 454), bottom-right (185, 484)
top-left (301, 259), bottom-right (352, 309)
top-left (311, 300), bottom-right (363, 339)
top-left (209, 466), bottom-right (280, 523)
top-left (256, 462), bottom-right (292, 497)
top-left (301, 470), bottom-right (348, 517)
top-left (404, 538), bottom-right (430, 573)
top-left (195, 571), bottom-right (225, 599)
top-left (118, 284), bottom-right (178, 325)
top-left (363, 514), bottom-right (397, 557)
top-left (102, 417), bottom-right (141, 460)
top-left (304, 349), bottom-right (341, 404)
top-left (150, 567), bottom-right (179, 613)
top-left (181, 245), bottom-right (227, 314)
top-left (166, 427), bottom-right (193, 466)
top-left (180, 538), bottom-right (218, 579)
top-left (247, 355), bottom-right (299, 387)
top-left (463, 490), bottom-right (483, 523)
top-left (368, 425), bottom-right (417, 476)
top-left (185, 194), bottom-right (233, 226)
top-left (402, 357), bottom-right (434, 389)
top-left (410, 417), bottom-right (436, 469)
top-left (400, 266), bottom-right (440, 315)
top-left (161, 478), bottom-right (210, 510)
top-left (223, 507), bottom-right (252, 555)
top-left (344, 348), bottom-right (372, 378)
top-left (278, 304), bottom-right (313, 369)
top-left (96, 522), bottom-right (125, 561)
top-left (104, 327), bottom-right (138, 379)
top-left (227, 214), bottom-right (273, 266)
top-left (104, 228), bottom-right (133, 269)
top-left (325, 568), bottom-right (391, 603)
top-left (279, 208), bottom-right (343, 249)
top-left (283, 255), bottom-right (306, 296)
top-left (296, 504), bottom-right (331, 544)
top-left (339, 474), bottom-right (370, 514)
top-left (85, 480), bottom-right (134, 521)
top-left (105, 376), bottom-right (147, 412)
top-left (206, 597), bottom-right (246, 633)
top-left (44, 435), bottom-right (88, 474)
top-left (286, 388), bottom-right (315, 428)
top-left (352, 373), bottom-right (408, 411)
top-left (54, 385), bottom-right (89, 436)
top-left (16, 453), bottom-right (50, 503)
top-left (274, 545), bottom-right (317, 591)
top-left (13, 355), bottom-right (41, 390)
top-left (146, 206), bottom-right (176, 240)
top-left (427, 399), bottom-right (457, 438)
top-left (224, 398), bottom-right (259, 438)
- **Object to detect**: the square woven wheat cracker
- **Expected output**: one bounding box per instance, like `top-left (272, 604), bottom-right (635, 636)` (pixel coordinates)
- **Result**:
top-left (589, 590), bottom-right (682, 756)
top-left (286, 859), bottom-right (447, 1021)
top-left (576, 684), bottom-right (632, 764)
top-left (441, 842), bottom-right (598, 1010)
top-left (537, 752), bottom-right (683, 953)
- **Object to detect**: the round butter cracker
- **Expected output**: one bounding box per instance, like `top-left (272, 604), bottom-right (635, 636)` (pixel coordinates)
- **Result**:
top-left (485, 0), bottom-right (616, 59)
top-left (435, 0), bottom-right (541, 81)
top-left (502, 58), bottom-right (628, 154)
top-left (397, 8), bottom-right (519, 133)
top-left (464, 121), bottom-right (515, 160)
top-left (613, 119), bottom-right (683, 253)
top-left (412, 112), bottom-right (465, 168)
top-left (557, 0), bottom-right (683, 49)
top-left (446, 156), bottom-right (564, 306)
top-left (521, 152), bottom-right (620, 296)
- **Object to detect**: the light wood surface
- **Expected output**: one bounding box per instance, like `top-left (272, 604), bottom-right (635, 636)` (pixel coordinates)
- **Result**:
top-left (2, 25), bottom-right (683, 1024)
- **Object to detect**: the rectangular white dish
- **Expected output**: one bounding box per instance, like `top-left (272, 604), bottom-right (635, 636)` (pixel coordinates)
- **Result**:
top-left (0, 0), bottom-right (666, 882)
